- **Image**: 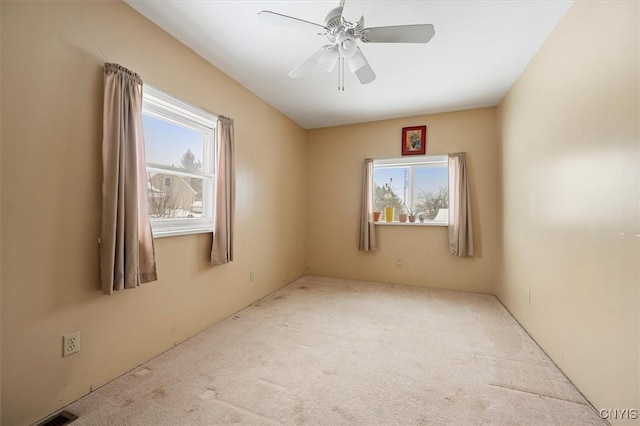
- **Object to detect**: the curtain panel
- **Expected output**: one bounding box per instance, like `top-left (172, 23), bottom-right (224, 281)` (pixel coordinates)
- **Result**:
top-left (100, 63), bottom-right (157, 294)
top-left (211, 116), bottom-right (236, 265)
top-left (448, 153), bottom-right (473, 257)
top-left (358, 158), bottom-right (377, 252)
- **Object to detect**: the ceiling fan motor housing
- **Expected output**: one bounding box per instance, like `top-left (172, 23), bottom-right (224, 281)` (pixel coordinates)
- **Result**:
top-left (324, 7), bottom-right (364, 44)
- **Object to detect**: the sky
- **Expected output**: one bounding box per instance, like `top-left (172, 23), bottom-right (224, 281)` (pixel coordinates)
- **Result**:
top-left (143, 113), bottom-right (206, 169)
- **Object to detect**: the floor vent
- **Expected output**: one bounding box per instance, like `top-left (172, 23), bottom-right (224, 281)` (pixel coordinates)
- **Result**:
top-left (37, 410), bottom-right (78, 426)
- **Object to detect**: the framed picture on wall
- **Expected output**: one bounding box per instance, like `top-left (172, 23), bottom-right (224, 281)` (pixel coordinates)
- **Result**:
top-left (401, 126), bottom-right (427, 155)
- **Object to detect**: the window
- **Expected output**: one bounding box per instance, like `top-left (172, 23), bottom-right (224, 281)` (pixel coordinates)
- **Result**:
top-left (373, 155), bottom-right (449, 225)
top-left (142, 86), bottom-right (216, 237)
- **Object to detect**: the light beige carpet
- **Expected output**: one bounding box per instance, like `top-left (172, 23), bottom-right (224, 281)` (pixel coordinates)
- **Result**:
top-left (61, 276), bottom-right (605, 425)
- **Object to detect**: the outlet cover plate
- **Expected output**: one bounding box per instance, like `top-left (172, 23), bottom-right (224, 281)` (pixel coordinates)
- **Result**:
top-left (63, 331), bottom-right (80, 357)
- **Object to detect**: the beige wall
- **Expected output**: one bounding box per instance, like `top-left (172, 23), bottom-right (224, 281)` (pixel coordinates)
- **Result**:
top-left (0, 2), bottom-right (307, 425)
top-left (307, 109), bottom-right (497, 294)
top-left (496, 0), bottom-right (639, 417)
top-left (3, 0), bottom-right (637, 424)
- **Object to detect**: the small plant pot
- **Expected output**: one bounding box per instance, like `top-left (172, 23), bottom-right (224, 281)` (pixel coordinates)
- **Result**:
top-left (418, 214), bottom-right (425, 223)
top-left (384, 207), bottom-right (395, 222)
top-left (408, 215), bottom-right (416, 223)
top-left (399, 213), bottom-right (408, 223)
top-left (373, 211), bottom-right (382, 222)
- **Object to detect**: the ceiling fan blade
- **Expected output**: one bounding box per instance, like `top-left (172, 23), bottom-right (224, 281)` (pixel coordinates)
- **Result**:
top-left (348, 48), bottom-right (376, 84)
top-left (257, 11), bottom-right (327, 34)
top-left (289, 47), bottom-right (332, 78)
top-left (318, 46), bottom-right (339, 72)
top-left (362, 24), bottom-right (435, 43)
top-left (341, 0), bottom-right (368, 25)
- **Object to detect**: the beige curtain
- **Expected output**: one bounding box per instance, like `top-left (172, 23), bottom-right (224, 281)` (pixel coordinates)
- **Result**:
top-left (100, 63), bottom-right (157, 294)
top-left (358, 158), bottom-right (377, 252)
top-left (211, 116), bottom-right (235, 265)
top-left (448, 153), bottom-right (473, 256)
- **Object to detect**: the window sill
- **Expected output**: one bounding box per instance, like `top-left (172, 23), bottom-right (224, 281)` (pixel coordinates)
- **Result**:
top-left (375, 221), bottom-right (448, 227)
top-left (151, 226), bottom-right (213, 238)
top-left (150, 215), bottom-right (214, 239)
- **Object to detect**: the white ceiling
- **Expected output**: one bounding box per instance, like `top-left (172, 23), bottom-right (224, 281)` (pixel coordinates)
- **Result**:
top-left (125, 0), bottom-right (573, 129)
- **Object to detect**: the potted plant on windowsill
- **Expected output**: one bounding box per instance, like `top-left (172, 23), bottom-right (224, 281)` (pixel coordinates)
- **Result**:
top-left (403, 202), bottom-right (419, 223)
top-left (382, 180), bottom-right (395, 222)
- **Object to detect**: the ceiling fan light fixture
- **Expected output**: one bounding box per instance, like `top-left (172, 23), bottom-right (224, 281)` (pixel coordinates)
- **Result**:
top-left (336, 31), bottom-right (357, 58)
top-left (347, 53), bottom-right (366, 73)
top-left (351, 48), bottom-right (375, 84)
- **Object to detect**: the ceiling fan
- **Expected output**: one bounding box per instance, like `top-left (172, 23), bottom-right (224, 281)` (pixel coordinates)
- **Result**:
top-left (257, 0), bottom-right (435, 91)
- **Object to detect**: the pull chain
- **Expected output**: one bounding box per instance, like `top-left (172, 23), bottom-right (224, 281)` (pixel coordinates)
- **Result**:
top-left (337, 57), bottom-right (341, 91)
top-left (338, 57), bottom-right (345, 91)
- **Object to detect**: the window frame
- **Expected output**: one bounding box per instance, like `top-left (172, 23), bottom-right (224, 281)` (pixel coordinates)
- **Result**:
top-left (373, 155), bottom-right (449, 227)
top-left (142, 85), bottom-right (217, 238)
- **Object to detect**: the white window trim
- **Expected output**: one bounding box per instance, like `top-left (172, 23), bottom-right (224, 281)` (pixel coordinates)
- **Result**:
top-left (143, 85), bottom-right (217, 238)
top-left (373, 154), bottom-right (449, 227)
top-left (375, 221), bottom-right (448, 227)
top-left (373, 155), bottom-right (448, 167)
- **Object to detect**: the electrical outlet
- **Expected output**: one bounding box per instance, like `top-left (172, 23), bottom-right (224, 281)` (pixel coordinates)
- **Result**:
top-left (63, 331), bottom-right (80, 357)
top-left (249, 270), bottom-right (256, 281)
top-left (396, 258), bottom-right (404, 267)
